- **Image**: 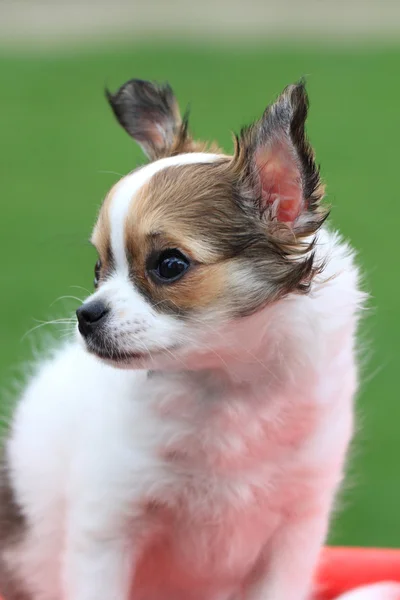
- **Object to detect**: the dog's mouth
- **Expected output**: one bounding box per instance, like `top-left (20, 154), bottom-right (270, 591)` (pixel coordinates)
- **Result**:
top-left (89, 345), bottom-right (147, 363)
top-left (83, 335), bottom-right (180, 366)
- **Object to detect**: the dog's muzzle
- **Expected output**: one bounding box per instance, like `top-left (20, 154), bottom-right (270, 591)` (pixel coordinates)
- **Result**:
top-left (76, 301), bottom-right (109, 337)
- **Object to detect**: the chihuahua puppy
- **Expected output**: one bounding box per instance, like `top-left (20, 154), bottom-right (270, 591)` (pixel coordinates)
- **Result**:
top-left (0, 79), bottom-right (365, 600)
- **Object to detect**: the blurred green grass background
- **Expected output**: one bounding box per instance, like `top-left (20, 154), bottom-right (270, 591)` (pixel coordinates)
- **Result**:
top-left (0, 43), bottom-right (399, 547)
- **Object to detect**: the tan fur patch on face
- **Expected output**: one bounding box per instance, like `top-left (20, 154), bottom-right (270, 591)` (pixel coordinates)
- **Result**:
top-left (120, 159), bottom-right (325, 317)
top-left (124, 161), bottom-right (240, 313)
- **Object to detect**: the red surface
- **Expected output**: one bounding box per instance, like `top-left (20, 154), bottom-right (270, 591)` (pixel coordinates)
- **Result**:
top-left (314, 547), bottom-right (400, 599)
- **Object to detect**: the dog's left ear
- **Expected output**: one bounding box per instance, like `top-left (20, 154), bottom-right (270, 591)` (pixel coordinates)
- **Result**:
top-left (106, 79), bottom-right (191, 160)
top-left (233, 82), bottom-right (326, 236)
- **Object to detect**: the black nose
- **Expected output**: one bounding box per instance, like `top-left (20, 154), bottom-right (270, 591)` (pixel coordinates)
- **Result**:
top-left (76, 301), bottom-right (109, 337)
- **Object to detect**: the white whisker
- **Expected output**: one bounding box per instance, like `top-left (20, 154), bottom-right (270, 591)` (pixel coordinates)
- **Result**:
top-left (97, 170), bottom-right (124, 177)
top-left (22, 319), bottom-right (76, 341)
top-left (50, 295), bottom-right (84, 307)
top-left (70, 285), bottom-right (92, 295)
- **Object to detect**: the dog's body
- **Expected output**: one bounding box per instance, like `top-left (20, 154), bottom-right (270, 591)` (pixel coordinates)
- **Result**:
top-left (0, 81), bottom-right (365, 600)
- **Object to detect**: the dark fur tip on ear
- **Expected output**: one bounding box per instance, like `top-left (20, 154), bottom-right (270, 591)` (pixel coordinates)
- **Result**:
top-left (285, 81), bottom-right (322, 206)
top-left (268, 80), bottom-right (326, 227)
top-left (105, 79), bottom-right (180, 140)
top-left (105, 79), bottom-right (183, 159)
top-left (285, 81), bottom-right (309, 144)
top-left (286, 79), bottom-right (308, 118)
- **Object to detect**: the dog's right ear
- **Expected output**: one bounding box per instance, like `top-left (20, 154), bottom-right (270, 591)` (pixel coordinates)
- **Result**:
top-left (106, 79), bottom-right (188, 161)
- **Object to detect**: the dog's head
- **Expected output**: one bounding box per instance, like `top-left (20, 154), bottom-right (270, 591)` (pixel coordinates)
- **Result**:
top-left (76, 79), bottom-right (327, 369)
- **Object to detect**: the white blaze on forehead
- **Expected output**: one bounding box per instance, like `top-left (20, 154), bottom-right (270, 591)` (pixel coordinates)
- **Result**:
top-left (109, 153), bottom-right (221, 273)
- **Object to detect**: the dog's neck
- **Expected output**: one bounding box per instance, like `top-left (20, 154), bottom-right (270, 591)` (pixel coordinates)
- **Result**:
top-left (149, 300), bottom-right (299, 396)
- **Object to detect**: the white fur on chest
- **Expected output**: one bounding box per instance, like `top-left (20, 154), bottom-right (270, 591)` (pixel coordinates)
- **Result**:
top-left (62, 358), bottom-right (350, 598)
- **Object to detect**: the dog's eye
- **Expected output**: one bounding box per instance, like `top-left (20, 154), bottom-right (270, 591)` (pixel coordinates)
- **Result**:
top-left (149, 250), bottom-right (190, 283)
top-left (94, 259), bottom-right (101, 288)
